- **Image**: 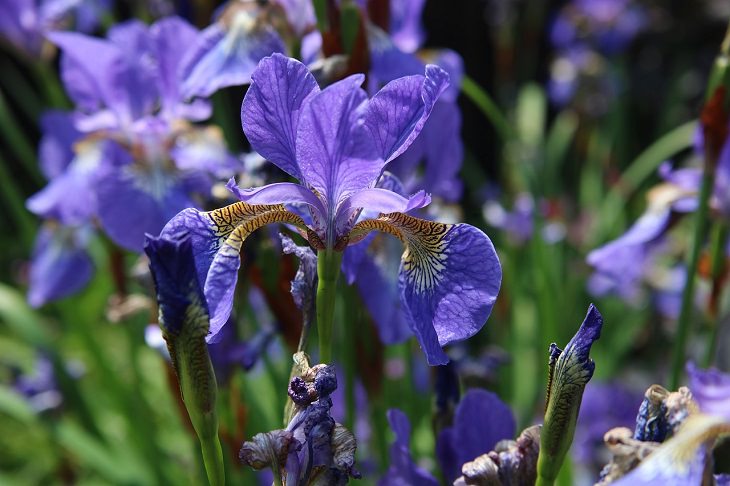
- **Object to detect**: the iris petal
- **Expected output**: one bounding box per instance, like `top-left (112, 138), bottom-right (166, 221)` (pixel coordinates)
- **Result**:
top-left (349, 213), bottom-right (501, 365)
top-left (241, 53), bottom-right (319, 180)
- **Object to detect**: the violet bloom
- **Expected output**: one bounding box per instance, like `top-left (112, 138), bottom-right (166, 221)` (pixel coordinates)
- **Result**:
top-left (0, 0), bottom-right (109, 57)
top-left (160, 54), bottom-right (501, 365)
top-left (25, 15), bottom-right (237, 269)
top-left (436, 388), bottom-right (516, 482)
top-left (380, 409), bottom-right (439, 486)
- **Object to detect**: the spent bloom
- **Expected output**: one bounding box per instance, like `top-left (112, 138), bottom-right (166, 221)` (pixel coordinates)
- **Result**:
top-left (160, 53), bottom-right (501, 365)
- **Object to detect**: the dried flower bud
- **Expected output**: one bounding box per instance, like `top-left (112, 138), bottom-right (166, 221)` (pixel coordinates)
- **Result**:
top-left (239, 430), bottom-right (294, 470)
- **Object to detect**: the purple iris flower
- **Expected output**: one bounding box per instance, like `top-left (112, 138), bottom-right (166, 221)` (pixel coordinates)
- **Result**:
top-left (0, 0), bottom-right (109, 57)
top-left (179, 1), bottom-right (286, 98)
top-left (379, 408), bottom-right (439, 486)
top-left (159, 54), bottom-right (501, 365)
top-left (436, 388), bottom-right (516, 482)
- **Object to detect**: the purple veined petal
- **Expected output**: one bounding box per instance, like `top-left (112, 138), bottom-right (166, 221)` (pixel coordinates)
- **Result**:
top-left (419, 49), bottom-right (464, 102)
top-left (241, 53), bottom-right (320, 181)
top-left (180, 13), bottom-right (285, 99)
top-left (686, 362), bottom-right (730, 422)
top-left (436, 389), bottom-right (516, 482)
top-left (97, 162), bottom-right (195, 252)
top-left (296, 73), bottom-right (382, 207)
top-left (226, 179), bottom-right (327, 219)
top-left (363, 64), bottom-right (449, 165)
top-left (38, 110), bottom-right (81, 179)
top-left (379, 409), bottom-right (439, 486)
top-left (28, 224), bottom-right (94, 307)
top-left (349, 214), bottom-right (501, 365)
top-left (389, 0), bottom-right (426, 53)
top-left (149, 16), bottom-right (200, 117)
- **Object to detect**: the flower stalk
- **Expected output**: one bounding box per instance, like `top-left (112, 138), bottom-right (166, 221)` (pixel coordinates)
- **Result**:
top-left (316, 248), bottom-right (342, 363)
top-left (669, 24), bottom-right (730, 388)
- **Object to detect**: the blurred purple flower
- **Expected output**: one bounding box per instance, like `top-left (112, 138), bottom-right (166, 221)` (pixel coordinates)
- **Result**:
top-left (27, 223), bottom-right (94, 307)
top-left (0, 0), bottom-right (109, 57)
top-left (572, 382), bottom-right (642, 472)
top-left (550, 0), bottom-right (646, 55)
top-left (161, 54), bottom-right (501, 364)
top-left (436, 388), bottom-right (516, 482)
top-left (179, 2), bottom-right (285, 98)
top-left (686, 362), bottom-right (730, 422)
top-left (380, 408), bottom-right (439, 486)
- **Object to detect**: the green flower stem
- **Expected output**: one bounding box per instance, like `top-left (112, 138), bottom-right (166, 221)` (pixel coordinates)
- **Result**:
top-left (669, 167), bottom-right (715, 389)
top-left (177, 342), bottom-right (225, 486)
top-left (316, 248), bottom-right (342, 363)
top-left (461, 76), bottom-right (514, 142)
top-left (704, 223), bottom-right (729, 367)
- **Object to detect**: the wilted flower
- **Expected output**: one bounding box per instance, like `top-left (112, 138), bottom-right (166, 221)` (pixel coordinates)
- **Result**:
top-left (160, 54), bottom-right (501, 364)
top-left (240, 355), bottom-right (359, 485)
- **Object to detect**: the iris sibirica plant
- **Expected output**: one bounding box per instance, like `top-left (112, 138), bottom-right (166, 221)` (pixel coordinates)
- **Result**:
top-left (159, 53), bottom-right (501, 365)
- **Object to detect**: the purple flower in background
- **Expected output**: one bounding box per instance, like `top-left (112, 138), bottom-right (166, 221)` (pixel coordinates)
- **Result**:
top-left (379, 409), bottom-right (439, 486)
top-left (160, 54), bottom-right (501, 365)
top-left (550, 0), bottom-right (646, 55)
top-left (179, 2), bottom-right (285, 98)
top-left (26, 15), bottom-right (242, 306)
top-left (686, 362), bottom-right (730, 421)
top-left (436, 388), bottom-right (516, 482)
top-left (0, 0), bottom-right (109, 57)
top-left (572, 382), bottom-right (642, 473)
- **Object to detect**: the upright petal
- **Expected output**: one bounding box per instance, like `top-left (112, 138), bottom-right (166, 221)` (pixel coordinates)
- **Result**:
top-left (296, 73), bottom-right (379, 207)
top-left (362, 65), bottom-right (449, 165)
top-left (349, 213), bottom-right (501, 365)
top-left (241, 54), bottom-right (320, 180)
